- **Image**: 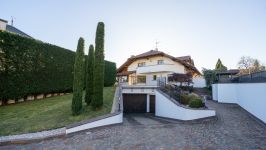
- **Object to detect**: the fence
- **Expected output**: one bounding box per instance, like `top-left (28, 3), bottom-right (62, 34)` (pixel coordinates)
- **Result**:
top-left (217, 71), bottom-right (266, 83)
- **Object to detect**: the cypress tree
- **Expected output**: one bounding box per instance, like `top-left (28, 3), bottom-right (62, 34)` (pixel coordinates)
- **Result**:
top-left (91, 22), bottom-right (105, 109)
top-left (215, 58), bottom-right (227, 71)
top-left (72, 37), bottom-right (85, 115)
top-left (85, 45), bottom-right (94, 105)
top-left (215, 59), bottom-right (221, 69)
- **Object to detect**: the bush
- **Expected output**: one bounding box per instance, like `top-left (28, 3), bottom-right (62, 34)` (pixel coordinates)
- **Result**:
top-left (202, 69), bottom-right (216, 88)
top-left (179, 94), bottom-right (190, 105)
top-left (179, 94), bottom-right (200, 105)
top-left (180, 86), bottom-right (193, 93)
top-left (189, 99), bottom-right (204, 108)
top-left (104, 60), bottom-right (116, 87)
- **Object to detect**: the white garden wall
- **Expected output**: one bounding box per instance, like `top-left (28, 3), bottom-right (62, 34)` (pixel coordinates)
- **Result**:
top-left (155, 91), bottom-right (216, 120)
top-left (212, 84), bottom-right (237, 103)
top-left (212, 84), bottom-right (218, 101)
top-left (193, 76), bottom-right (206, 88)
top-left (212, 83), bottom-right (266, 123)
top-left (66, 113), bottom-right (123, 134)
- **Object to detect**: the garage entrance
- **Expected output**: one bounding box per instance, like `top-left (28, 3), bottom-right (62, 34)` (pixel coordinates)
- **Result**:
top-left (123, 94), bottom-right (147, 113)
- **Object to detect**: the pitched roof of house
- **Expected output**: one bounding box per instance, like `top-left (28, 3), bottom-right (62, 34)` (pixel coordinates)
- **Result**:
top-left (130, 50), bottom-right (162, 59)
top-left (0, 18), bottom-right (8, 23)
top-left (6, 25), bottom-right (32, 38)
top-left (176, 56), bottom-right (191, 61)
top-left (176, 55), bottom-right (194, 66)
top-left (117, 50), bottom-right (201, 75)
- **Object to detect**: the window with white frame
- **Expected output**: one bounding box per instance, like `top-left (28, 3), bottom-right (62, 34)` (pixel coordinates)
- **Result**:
top-left (138, 62), bottom-right (146, 67)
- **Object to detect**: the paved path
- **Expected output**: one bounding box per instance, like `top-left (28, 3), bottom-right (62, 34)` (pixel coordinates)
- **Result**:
top-left (1, 100), bottom-right (266, 150)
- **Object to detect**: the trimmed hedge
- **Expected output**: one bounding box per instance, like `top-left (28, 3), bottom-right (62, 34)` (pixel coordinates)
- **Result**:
top-left (0, 31), bottom-right (75, 101)
top-left (0, 31), bottom-right (116, 102)
top-left (104, 60), bottom-right (116, 87)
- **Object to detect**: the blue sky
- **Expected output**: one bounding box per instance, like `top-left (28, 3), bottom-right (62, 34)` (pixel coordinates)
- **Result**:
top-left (1, 0), bottom-right (266, 70)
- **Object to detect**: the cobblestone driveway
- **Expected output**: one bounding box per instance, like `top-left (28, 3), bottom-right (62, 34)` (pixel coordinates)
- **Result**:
top-left (1, 100), bottom-right (266, 150)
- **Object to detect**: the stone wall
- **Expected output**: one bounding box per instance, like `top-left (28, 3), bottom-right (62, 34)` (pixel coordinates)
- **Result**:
top-left (0, 93), bottom-right (69, 106)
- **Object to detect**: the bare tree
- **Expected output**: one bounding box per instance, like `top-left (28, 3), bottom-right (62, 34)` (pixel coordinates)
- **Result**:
top-left (238, 56), bottom-right (265, 74)
top-left (238, 56), bottom-right (253, 69)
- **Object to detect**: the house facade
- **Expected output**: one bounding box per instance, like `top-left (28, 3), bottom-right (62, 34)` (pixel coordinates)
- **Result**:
top-left (117, 50), bottom-right (205, 87)
top-left (116, 50), bottom-right (214, 119)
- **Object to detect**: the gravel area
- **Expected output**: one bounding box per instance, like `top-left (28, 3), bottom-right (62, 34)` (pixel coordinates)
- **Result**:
top-left (1, 100), bottom-right (266, 150)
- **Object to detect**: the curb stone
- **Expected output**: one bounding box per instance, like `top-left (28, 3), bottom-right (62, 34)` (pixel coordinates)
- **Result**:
top-left (0, 127), bottom-right (66, 146)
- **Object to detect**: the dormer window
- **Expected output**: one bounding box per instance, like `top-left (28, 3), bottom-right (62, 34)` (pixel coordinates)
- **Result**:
top-left (138, 62), bottom-right (146, 67)
top-left (157, 60), bottom-right (164, 65)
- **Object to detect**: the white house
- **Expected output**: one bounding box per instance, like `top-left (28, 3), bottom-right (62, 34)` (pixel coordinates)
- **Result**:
top-left (117, 49), bottom-right (205, 87)
top-left (116, 50), bottom-right (214, 120)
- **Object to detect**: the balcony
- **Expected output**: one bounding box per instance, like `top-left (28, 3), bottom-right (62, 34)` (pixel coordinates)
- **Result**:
top-left (136, 64), bottom-right (182, 74)
top-left (120, 83), bottom-right (158, 94)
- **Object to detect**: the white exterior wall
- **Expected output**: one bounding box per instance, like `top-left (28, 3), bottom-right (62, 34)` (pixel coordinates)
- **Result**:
top-left (155, 91), bottom-right (216, 120)
top-left (237, 83), bottom-right (266, 123)
top-left (212, 83), bottom-right (266, 123)
top-left (126, 55), bottom-right (186, 86)
top-left (66, 113), bottom-right (123, 134)
top-left (136, 64), bottom-right (185, 74)
top-left (193, 76), bottom-right (206, 88)
top-left (212, 84), bottom-right (218, 101)
top-left (122, 88), bottom-right (156, 95)
top-left (0, 21), bottom-right (7, 30)
top-left (212, 84), bottom-right (238, 103)
top-left (127, 56), bottom-right (186, 74)
top-left (146, 74), bottom-right (157, 86)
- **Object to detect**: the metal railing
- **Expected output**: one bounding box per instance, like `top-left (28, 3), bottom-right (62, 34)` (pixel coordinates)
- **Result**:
top-left (157, 79), bottom-right (181, 102)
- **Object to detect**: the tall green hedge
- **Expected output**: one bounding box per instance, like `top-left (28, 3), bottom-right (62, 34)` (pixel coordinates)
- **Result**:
top-left (0, 31), bottom-right (116, 102)
top-left (0, 31), bottom-right (75, 101)
top-left (104, 60), bottom-right (116, 86)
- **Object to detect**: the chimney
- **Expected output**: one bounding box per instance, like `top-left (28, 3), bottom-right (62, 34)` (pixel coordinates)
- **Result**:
top-left (0, 18), bottom-right (8, 31)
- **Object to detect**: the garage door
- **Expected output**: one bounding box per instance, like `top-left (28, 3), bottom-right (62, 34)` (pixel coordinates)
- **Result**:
top-left (123, 94), bottom-right (147, 113)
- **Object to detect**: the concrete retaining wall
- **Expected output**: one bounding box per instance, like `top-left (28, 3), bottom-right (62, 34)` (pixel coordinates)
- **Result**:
top-left (0, 93), bottom-right (68, 106)
top-left (212, 83), bottom-right (266, 123)
top-left (66, 113), bottom-right (123, 134)
top-left (155, 90), bottom-right (216, 120)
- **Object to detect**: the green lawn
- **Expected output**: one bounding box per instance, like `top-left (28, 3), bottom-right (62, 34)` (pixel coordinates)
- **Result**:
top-left (0, 87), bottom-right (115, 136)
